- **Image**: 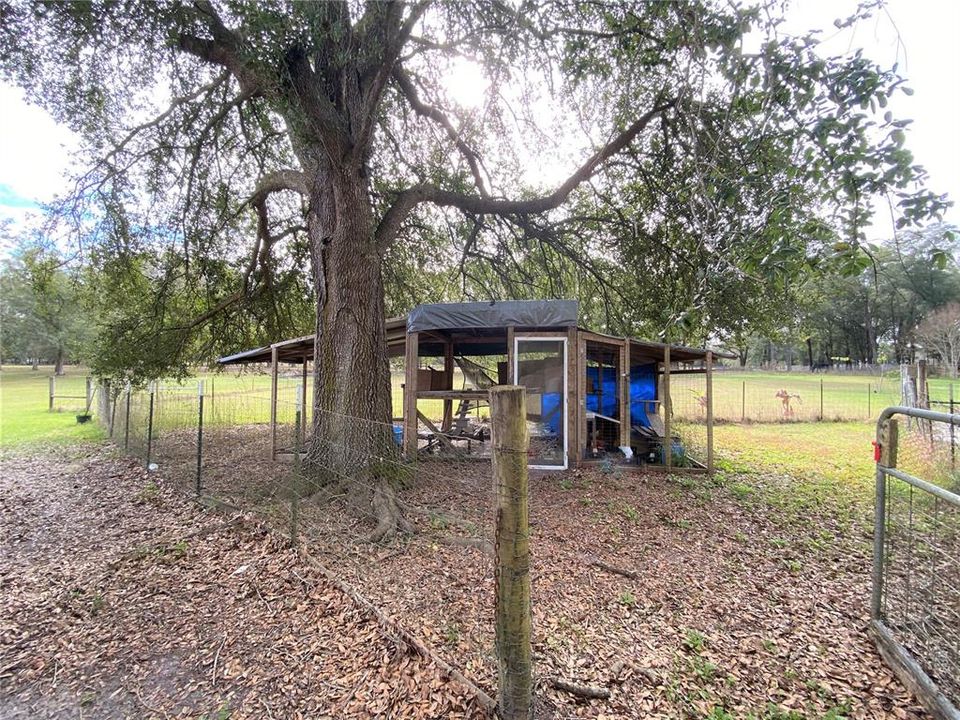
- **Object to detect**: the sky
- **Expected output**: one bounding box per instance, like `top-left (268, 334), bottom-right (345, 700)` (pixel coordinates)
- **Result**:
top-left (0, 0), bottom-right (957, 243)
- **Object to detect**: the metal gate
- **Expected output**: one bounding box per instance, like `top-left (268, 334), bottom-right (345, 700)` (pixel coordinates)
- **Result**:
top-left (872, 406), bottom-right (960, 719)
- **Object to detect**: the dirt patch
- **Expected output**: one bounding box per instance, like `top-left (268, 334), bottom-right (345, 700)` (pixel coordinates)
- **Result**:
top-left (0, 446), bottom-right (487, 719)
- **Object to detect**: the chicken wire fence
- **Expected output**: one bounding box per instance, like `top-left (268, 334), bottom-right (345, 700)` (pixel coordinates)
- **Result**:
top-left (872, 407), bottom-right (960, 718)
top-left (97, 378), bottom-right (539, 715)
top-left (672, 372), bottom-right (957, 424)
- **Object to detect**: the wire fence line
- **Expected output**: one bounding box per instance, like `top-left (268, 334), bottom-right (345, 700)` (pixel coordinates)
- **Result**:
top-left (673, 372), bottom-right (957, 424)
top-left (872, 408), bottom-right (960, 718)
top-left (97, 379), bottom-right (536, 718)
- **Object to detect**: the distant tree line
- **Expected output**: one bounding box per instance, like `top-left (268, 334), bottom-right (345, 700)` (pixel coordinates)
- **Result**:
top-left (726, 225), bottom-right (960, 376)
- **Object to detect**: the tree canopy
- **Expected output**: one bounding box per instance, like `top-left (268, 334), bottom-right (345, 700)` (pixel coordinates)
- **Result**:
top-left (1, 1), bottom-right (949, 375)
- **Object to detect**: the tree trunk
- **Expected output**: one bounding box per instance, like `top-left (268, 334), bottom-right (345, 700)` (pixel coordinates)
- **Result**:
top-left (806, 337), bottom-right (814, 371)
top-left (305, 166), bottom-right (411, 542)
top-left (54, 344), bottom-right (65, 376)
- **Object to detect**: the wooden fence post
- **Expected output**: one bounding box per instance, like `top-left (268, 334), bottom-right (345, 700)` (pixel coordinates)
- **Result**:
top-left (950, 383), bottom-right (955, 472)
top-left (196, 380), bottom-right (204, 496)
top-left (741, 380), bottom-right (746, 423)
top-left (124, 382), bottom-right (132, 450)
top-left (85, 376), bottom-right (93, 414)
top-left (291, 384), bottom-right (303, 546)
top-left (49, 376), bottom-right (55, 412)
top-left (706, 351), bottom-right (714, 475)
top-left (145, 381), bottom-right (156, 468)
top-left (270, 345), bottom-right (279, 461)
top-left (819, 377), bottom-right (824, 421)
top-left (663, 345), bottom-right (671, 469)
top-left (490, 386), bottom-right (532, 720)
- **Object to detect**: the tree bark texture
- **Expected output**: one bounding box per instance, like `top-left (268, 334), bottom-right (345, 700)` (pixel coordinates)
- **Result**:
top-left (490, 386), bottom-right (533, 720)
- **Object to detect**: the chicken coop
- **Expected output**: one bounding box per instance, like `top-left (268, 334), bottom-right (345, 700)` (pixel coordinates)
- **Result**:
top-left (219, 300), bottom-right (726, 472)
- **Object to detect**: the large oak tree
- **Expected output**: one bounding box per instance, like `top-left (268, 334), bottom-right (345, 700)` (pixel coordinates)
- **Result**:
top-left (1, 0), bottom-right (948, 537)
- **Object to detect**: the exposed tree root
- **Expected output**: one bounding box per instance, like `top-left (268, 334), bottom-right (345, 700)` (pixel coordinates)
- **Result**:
top-left (578, 552), bottom-right (637, 579)
top-left (549, 677), bottom-right (611, 700)
top-left (369, 480), bottom-right (414, 543)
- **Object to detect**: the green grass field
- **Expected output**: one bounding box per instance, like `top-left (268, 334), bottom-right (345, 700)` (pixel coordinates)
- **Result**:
top-left (4, 365), bottom-right (955, 511)
top-left (1, 366), bottom-right (105, 448)
top-left (671, 369), bottom-right (956, 423)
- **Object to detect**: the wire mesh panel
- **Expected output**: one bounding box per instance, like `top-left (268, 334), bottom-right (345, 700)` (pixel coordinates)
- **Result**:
top-left (874, 408), bottom-right (960, 716)
top-left (151, 383), bottom-right (202, 491)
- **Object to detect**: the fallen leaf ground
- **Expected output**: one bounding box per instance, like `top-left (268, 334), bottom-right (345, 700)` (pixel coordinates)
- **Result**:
top-left (338, 464), bottom-right (930, 719)
top-left (0, 445), bottom-right (487, 719)
top-left (0, 434), bottom-right (934, 719)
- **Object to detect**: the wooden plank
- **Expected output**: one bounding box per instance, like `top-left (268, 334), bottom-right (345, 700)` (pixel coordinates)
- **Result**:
top-left (417, 390), bottom-right (488, 400)
top-left (301, 357), bottom-right (309, 429)
top-left (879, 418), bottom-right (899, 467)
top-left (706, 351), bottom-right (714, 475)
top-left (575, 330), bottom-right (587, 467)
top-left (506, 326), bottom-right (516, 384)
top-left (404, 332), bottom-right (419, 459)
top-left (417, 410), bottom-right (463, 455)
top-left (579, 329), bottom-right (624, 345)
top-left (567, 325), bottom-right (577, 469)
top-left (270, 345), bottom-right (279, 461)
top-left (442, 341), bottom-right (454, 431)
top-left (619, 340), bottom-right (630, 448)
top-left (663, 345), bottom-right (671, 470)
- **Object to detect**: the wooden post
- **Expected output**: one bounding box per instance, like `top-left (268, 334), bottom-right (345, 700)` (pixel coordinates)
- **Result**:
top-left (917, 359), bottom-right (928, 409)
top-left (270, 345), bottom-right (279, 461)
top-left (706, 351), bottom-right (714, 475)
top-left (301, 356), bottom-right (309, 429)
top-left (123, 382), bottom-right (131, 450)
top-left (196, 380), bottom-right (204, 496)
top-left (403, 332), bottom-right (419, 459)
top-left (145, 381), bottom-right (155, 469)
top-left (48, 376), bottom-right (55, 412)
top-left (291, 384), bottom-right (303, 546)
top-left (506, 326), bottom-right (516, 384)
top-left (619, 340), bottom-right (630, 448)
top-left (567, 326), bottom-right (579, 468)
top-left (663, 345), bottom-right (671, 469)
top-left (950, 384), bottom-right (955, 471)
top-left (442, 340), bottom-right (454, 431)
top-left (108, 384), bottom-right (118, 437)
top-left (576, 331), bottom-right (587, 467)
top-left (741, 380), bottom-right (746, 422)
top-left (819, 377), bottom-right (824, 421)
top-left (85, 376), bottom-right (93, 414)
top-left (489, 386), bottom-right (532, 720)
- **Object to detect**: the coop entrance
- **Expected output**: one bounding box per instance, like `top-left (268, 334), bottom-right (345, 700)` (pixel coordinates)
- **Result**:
top-left (514, 336), bottom-right (568, 469)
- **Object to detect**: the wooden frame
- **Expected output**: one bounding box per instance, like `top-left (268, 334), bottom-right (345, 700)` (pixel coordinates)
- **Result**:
top-left (706, 350), bottom-right (714, 475)
top-left (619, 339), bottom-right (630, 448)
top-left (514, 333), bottom-right (569, 470)
top-left (249, 309), bottom-right (723, 470)
top-left (663, 344), bottom-right (671, 471)
top-left (270, 345), bottom-right (279, 461)
top-left (403, 331), bottom-right (419, 458)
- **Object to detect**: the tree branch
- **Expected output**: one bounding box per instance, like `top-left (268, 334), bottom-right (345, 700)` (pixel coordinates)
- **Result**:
top-left (392, 66), bottom-right (489, 197)
top-left (375, 98), bottom-right (675, 246)
top-left (353, 1), bottom-right (431, 159)
top-left (248, 170), bottom-right (311, 206)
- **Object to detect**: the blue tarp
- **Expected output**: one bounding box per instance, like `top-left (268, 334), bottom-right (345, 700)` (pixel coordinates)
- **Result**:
top-left (629, 363), bottom-right (657, 428)
top-left (583, 363), bottom-right (658, 431)
top-left (540, 393), bottom-right (563, 434)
